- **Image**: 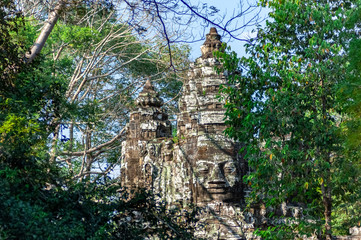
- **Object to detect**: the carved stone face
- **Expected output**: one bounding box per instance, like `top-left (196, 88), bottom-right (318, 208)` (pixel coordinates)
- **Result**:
top-left (195, 159), bottom-right (241, 202)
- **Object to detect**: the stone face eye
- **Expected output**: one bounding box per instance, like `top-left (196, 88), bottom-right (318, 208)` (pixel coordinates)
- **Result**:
top-left (224, 162), bottom-right (236, 174)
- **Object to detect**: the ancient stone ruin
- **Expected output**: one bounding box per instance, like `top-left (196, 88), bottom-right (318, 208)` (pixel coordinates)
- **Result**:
top-left (120, 28), bottom-right (359, 240)
top-left (121, 27), bottom-right (257, 239)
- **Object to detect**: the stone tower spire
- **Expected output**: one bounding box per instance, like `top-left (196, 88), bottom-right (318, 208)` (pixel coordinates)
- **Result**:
top-left (176, 27), bottom-right (251, 239)
top-left (178, 28), bottom-right (245, 205)
top-left (136, 79), bottom-right (163, 108)
top-left (121, 80), bottom-right (172, 189)
top-left (200, 27), bottom-right (222, 59)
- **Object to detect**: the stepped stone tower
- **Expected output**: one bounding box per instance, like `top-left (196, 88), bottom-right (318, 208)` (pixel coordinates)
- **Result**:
top-left (177, 27), bottom-right (247, 205)
top-left (120, 79), bottom-right (172, 190)
top-left (176, 27), bottom-right (254, 239)
top-left (121, 28), bottom-right (257, 239)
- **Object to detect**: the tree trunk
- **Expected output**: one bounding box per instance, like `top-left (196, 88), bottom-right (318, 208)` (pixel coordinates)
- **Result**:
top-left (49, 124), bottom-right (60, 163)
top-left (321, 181), bottom-right (332, 240)
top-left (25, 0), bottom-right (65, 63)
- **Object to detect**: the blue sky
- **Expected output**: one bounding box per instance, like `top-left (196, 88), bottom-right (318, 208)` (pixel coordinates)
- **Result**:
top-left (188, 0), bottom-right (269, 60)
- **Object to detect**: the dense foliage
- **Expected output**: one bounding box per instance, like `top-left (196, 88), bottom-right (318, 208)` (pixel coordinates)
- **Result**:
top-left (216, 0), bottom-right (361, 239)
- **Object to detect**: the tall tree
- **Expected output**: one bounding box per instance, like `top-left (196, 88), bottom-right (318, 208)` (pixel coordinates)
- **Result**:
top-left (332, 1), bottom-right (361, 233)
top-left (22, 3), bottom-right (190, 181)
top-left (215, 0), bottom-right (361, 239)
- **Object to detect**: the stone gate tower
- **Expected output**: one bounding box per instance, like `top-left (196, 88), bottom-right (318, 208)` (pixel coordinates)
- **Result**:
top-left (120, 79), bottom-right (172, 190)
top-left (121, 28), bottom-right (256, 239)
top-left (177, 27), bottom-right (247, 205)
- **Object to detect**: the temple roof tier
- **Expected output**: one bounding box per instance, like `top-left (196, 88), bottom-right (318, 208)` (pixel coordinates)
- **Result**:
top-left (136, 79), bottom-right (163, 107)
top-left (200, 27), bottom-right (222, 59)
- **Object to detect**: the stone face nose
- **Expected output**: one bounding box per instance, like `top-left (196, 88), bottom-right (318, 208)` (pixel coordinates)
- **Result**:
top-left (208, 164), bottom-right (226, 184)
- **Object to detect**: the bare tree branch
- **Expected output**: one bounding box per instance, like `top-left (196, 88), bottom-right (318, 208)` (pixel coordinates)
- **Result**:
top-left (62, 128), bottom-right (125, 156)
top-left (25, 0), bottom-right (65, 62)
top-left (153, 0), bottom-right (175, 70)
